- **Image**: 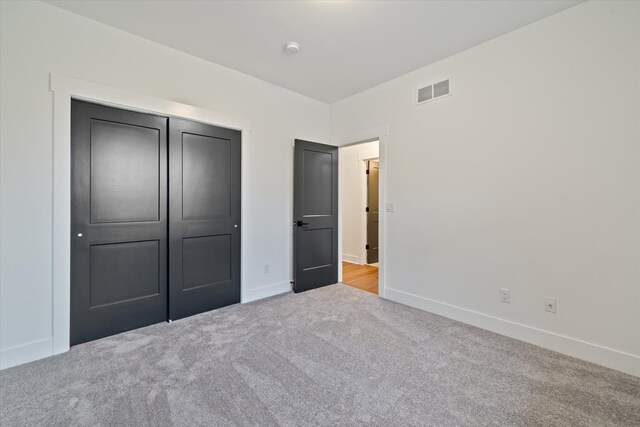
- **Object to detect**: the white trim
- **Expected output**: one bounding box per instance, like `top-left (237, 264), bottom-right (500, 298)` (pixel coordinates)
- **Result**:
top-left (385, 287), bottom-right (640, 377)
top-left (336, 125), bottom-right (388, 298)
top-left (49, 74), bottom-right (252, 363)
top-left (242, 281), bottom-right (291, 304)
top-left (0, 338), bottom-right (53, 370)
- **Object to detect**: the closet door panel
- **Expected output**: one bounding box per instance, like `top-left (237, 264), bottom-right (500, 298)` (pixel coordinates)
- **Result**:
top-left (71, 100), bottom-right (168, 345)
top-left (169, 118), bottom-right (241, 320)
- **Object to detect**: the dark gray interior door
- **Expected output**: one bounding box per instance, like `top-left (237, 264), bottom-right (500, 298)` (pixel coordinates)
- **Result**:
top-left (169, 118), bottom-right (241, 320)
top-left (293, 139), bottom-right (338, 293)
top-left (71, 100), bottom-right (168, 345)
top-left (367, 159), bottom-right (379, 264)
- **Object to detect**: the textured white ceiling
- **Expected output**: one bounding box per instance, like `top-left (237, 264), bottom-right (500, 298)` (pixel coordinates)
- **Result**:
top-left (46, 0), bottom-right (582, 103)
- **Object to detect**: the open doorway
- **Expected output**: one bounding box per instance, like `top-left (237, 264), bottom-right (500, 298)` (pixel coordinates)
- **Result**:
top-left (340, 140), bottom-right (379, 294)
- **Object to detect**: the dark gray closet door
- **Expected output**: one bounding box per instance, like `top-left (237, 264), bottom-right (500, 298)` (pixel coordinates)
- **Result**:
top-left (169, 118), bottom-right (241, 320)
top-left (293, 139), bottom-right (338, 293)
top-left (71, 100), bottom-right (168, 345)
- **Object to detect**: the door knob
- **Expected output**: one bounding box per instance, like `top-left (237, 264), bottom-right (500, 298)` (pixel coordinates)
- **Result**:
top-left (295, 220), bottom-right (310, 227)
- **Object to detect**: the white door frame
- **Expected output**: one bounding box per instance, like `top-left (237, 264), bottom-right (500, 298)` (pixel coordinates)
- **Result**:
top-left (50, 74), bottom-right (251, 355)
top-left (337, 126), bottom-right (388, 297)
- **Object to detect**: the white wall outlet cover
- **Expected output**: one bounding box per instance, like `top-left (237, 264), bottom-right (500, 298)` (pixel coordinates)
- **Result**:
top-left (499, 288), bottom-right (510, 303)
top-left (544, 297), bottom-right (557, 313)
top-left (385, 202), bottom-right (395, 212)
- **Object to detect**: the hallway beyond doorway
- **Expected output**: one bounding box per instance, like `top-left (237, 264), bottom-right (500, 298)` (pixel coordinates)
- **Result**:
top-left (341, 262), bottom-right (378, 294)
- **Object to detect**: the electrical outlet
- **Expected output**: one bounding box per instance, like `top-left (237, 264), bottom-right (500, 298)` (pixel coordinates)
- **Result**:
top-left (499, 288), bottom-right (510, 303)
top-left (544, 297), bottom-right (557, 313)
top-left (264, 264), bottom-right (270, 274)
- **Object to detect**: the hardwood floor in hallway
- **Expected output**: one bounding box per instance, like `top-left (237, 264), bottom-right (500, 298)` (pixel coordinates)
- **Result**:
top-left (342, 261), bottom-right (378, 294)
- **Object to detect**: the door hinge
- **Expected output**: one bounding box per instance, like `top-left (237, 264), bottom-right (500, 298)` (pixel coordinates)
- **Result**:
top-left (365, 207), bottom-right (369, 212)
top-left (366, 169), bottom-right (370, 175)
top-left (365, 244), bottom-right (369, 250)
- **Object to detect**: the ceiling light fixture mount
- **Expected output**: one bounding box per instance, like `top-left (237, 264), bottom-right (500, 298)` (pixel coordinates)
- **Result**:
top-left (284, 41), bottom-right (301, 54)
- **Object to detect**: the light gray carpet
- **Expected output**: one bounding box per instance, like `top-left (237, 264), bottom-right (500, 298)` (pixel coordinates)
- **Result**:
top-left (1, 284), bottom-right (639, 426)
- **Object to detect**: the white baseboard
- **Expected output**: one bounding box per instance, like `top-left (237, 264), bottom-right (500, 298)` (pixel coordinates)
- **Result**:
top-left (1, 282), bottom-right (291, 370)
top-left (6, 286), bottom-right (635, 377)
top-left (0, 337), bottom-right (53, 370)
top-left (242, 280), bottom-right (291, 304)
top-left (342, 254), bottom-right (361, 264)
top-left (385, 287), bottom-right (640, 377)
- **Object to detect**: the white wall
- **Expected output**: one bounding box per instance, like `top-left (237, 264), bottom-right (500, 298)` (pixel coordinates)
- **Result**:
top-left (341, 141), bottom-right (379, 264)
top-left (2, 0), bottom-right (639, 376)
top-left (331, 1), bottom-right (640, 375)
top-left (0, 1), bottom-right (329, 368)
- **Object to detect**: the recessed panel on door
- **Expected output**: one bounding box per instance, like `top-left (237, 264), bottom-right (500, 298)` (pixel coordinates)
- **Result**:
top-left (71, 100), bottom-right (168, 345)
top-left (303, 150), bottom-right (333, 216)
top-left (169, 118), bottom-right (241, 320)
top-left (90, 120), bottom-right (160, 223)
top-left (182, 133), bottom-right (232, 221)
top-left (182, 234), bottom-right (232, 290)
top-left (300, 228), bottom-right (332, 270)
top-left (89, 240), bottom-right (160, 308)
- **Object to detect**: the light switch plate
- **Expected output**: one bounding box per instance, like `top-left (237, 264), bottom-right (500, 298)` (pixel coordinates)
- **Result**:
top-left (385, 202), bottom-right (395, 212)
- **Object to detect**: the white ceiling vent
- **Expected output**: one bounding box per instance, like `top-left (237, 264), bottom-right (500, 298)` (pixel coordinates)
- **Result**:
top-left (417, 78), bottom-right (451, 105)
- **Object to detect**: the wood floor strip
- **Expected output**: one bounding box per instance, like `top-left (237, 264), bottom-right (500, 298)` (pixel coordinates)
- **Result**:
top-left (341, 261), bottom-right (378, 294)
